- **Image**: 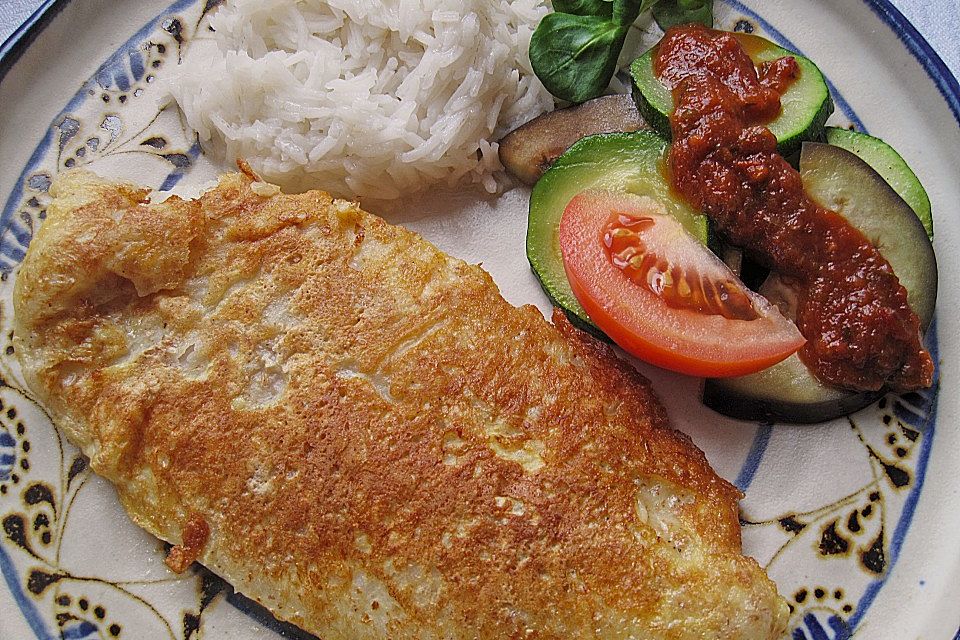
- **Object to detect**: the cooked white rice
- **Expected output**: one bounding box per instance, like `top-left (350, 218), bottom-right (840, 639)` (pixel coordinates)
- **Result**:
top-left (166, 0), bottom-right (553, 199)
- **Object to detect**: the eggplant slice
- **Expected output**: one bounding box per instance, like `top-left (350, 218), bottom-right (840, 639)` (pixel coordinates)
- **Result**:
top-left (703, 142), bottom-right (937, 424)
top-left (499, 95), bottom-right (647, 185)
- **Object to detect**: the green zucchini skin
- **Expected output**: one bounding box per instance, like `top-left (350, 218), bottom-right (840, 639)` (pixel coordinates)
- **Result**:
top-left (825, 127), bottom-right (933, 237)
top-left (630, 33), bottom-right (834, 157)
top-left (630, 55), bottom-right (672, 144)
top-left (526, 131), bottom-right (709, 334)
top-left (703, 143), bottom-right (937, 424)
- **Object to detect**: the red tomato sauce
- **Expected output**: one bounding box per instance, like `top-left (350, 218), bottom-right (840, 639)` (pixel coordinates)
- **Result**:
top-left (654, 24), bottom-right (932, 392)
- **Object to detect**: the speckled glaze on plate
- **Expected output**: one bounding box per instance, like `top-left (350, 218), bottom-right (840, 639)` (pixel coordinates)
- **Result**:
top-left (0, 1), bottom-right (958, 639)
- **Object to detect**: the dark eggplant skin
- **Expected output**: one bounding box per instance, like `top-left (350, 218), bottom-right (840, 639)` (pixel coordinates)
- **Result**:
top-left (499, 95), bottom-right (647, 185)
top-left (703, 142), bottom-right (937, 424)
top-left (701, 380), bottom-right (882, 424)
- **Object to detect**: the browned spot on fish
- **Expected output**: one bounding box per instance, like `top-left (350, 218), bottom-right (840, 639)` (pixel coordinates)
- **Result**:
top-left (165, 513), bottom-right (210, 573)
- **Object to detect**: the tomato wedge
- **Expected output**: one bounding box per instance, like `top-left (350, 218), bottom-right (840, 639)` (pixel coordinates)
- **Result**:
top-left (559, 190), bottom-right (804, 377)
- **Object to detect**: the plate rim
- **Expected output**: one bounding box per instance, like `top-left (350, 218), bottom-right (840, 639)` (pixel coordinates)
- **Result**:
top-left (0, 0), bottom-right (67, 87)
top-left (862, 0), bottom-right (960, 125)
top-left (3, 0), bottom-right (958, 119)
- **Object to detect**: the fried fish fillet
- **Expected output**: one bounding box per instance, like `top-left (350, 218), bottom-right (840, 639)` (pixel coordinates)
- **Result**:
top-left (13, 168), bottom-right (789, 639)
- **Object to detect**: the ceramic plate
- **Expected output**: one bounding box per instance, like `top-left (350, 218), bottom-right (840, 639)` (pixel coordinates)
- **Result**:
top-left (1, 1), bottom-right (958, 638)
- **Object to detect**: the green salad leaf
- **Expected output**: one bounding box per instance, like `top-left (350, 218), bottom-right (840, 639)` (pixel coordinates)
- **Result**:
top-left (552, 0), bottom-right (613, 18)
top-left (651, 0), bottom-right (713, 30)
top-left (613, 0), bottom-right (658, 25)
top-left (531, 0), bottom-right (713, 103)
top-left (530, 12), bottom-right (629, 104)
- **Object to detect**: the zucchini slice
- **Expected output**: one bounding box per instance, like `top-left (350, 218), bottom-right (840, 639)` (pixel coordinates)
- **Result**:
top-left (630, 32), bottom-right (833, 156)
top-left (703, 142), bottom-right (937, 423)
top-left (825, 127), bottom-right (933, 237)
top-left (527, 131), bottom-right (709, 335)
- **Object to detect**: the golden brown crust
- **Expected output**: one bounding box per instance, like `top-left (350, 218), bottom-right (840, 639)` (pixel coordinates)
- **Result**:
top-left (14, 169), bottom-right (788, 639)
top-left (164, 513), bottom-right (210, 574)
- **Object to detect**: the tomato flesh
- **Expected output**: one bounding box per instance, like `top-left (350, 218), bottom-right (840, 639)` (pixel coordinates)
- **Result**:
top-left (559, 190), bottom-right (805, 377)
top-left (602, 211), bottom-right (760, 321)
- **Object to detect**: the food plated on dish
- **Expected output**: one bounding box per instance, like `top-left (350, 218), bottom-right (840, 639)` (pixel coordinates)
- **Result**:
top-left (0, 0), bottom-right (952, 638)
top-left (511, 15), bottom-right (937, 425)
top-left (14, 166), bottom-right (787, 638)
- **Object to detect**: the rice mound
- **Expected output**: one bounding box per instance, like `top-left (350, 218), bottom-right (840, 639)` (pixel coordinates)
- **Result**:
top-left (167, 0), bottom-right (553, 199)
